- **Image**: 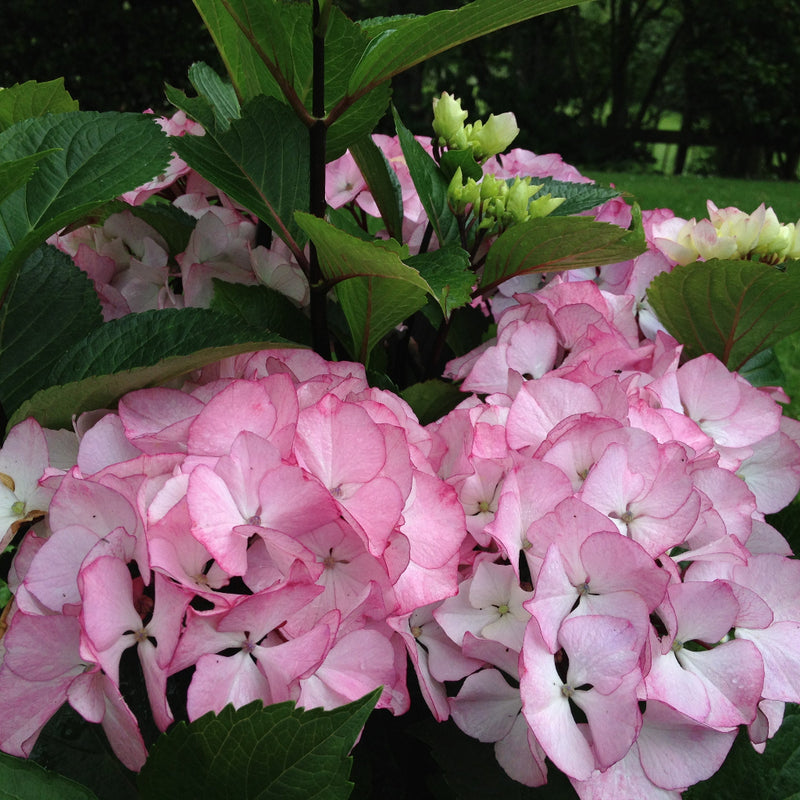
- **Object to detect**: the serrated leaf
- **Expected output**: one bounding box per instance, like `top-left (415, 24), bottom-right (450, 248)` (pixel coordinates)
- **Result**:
top-left (0, 79), bottom-right (78, 133)
top-left (170, 94), bottom-right (309, 253)
top-left (406, 246), bottom-right (474, 319)
top-left (348, 136), bottom-right (404, 242)
top-left (393, 107), bottom-right (460, 247)
top-left (0, 111), bottom-right (171, 297)
top-left (0, 150), bottom-right (60, 206)
top-left (138, 691), bottom-right (380, 800)
top-left (479, 215), bottom-right (646, 294)
top-left (647, 259), bottom-right (800, 372)
top-left (0, 752), bottom-right (98, 800)
top-left (296, 212), bottom-right (431, 362)
top-left (531, 177), bottom-right (621, 216)
top-left (0, 246), bottom-right (103, 418)
top-left (9, 308), bottom-right (289, 430)
top-left (210, 280), bottom-right (312, 346)
top-left (346, 0), bottom-right (584, 102)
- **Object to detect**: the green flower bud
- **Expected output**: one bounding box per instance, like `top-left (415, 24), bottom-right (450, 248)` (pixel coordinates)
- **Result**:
top-left (432, 92), bottom-right (468, 146)
top-left (528, 193), bottom-right (566, 219)
top-left (468, 112), bottom-right (519, 160)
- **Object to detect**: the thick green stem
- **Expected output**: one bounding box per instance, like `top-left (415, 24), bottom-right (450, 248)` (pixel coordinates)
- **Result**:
top-left (309, 0), bottom-right (329, 359)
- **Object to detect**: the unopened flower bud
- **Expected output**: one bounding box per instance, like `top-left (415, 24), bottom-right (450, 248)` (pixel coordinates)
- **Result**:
top-left (468, 112), bottom-right (519, 161)
top-left (432, 92), bottom-right (468, 146)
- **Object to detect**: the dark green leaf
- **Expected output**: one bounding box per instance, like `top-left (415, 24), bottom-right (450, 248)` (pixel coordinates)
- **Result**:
top-left (685, 705), bottom-right (800, 800)
top-left (210, 280), bottom-right (312, 346)
top-left (0, 246), bottom-right (103, 418)
top-left (531, 177), bottom-right (621, 217)
top-left (170, 94), bottom-right (309, 255)
top-left (411, 715), bottom-right (575, 798)
top-left (296, 212), bottom-right (432, 361)
top-left (138, 691), bottom-right (380, 800)
top-left (30, 703), bottom-right (138, 800)
top-left (348, 136), bottom-right (404, 242)
top-left (126, 204), bottom-right (198, 260)
top-left (0, 150), bottom-right (60, 206)
top-left (440, 150), bottom-right (483, 183)
top-left (0, 752), bottom-right (98, 800)
top-left (9, 308), bottom-right (288, 430)
top-left (191, 0), bottom-right (296, 106)
top-left (393, 107), bottom-right (460, 247)
top-left (647, 259), bottom-right (800, 372)
top-left (346, 0), bottom-right (584, 103)
top-left (0, 79), bottom-right (78, 133)
top-left (189, 1), bottom-right (390, 160)
top-left (400, 379), bottom-right (464, 426)
top-left (0, 111), bottom-right (171, 297)
top-left (739, 347), bottom-right (786, 388)
top-left (323, 9), bottom-right (393, 161)
top-left (479, 215), bottom-right (646, 294)
top-left (406, 246), bottom-right (474, 319)
top-left (775, 330), bottom-right (800, 421)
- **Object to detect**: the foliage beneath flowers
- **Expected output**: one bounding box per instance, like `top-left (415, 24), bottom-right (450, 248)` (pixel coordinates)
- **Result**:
top-left (1, 1), bottom-right (800, 799)
top-left (0, 751), bottom-right (98, 800)
top-left (138, 692), bottom-right (380, 799)
top-left (648, 259), bottom-right (800, 371)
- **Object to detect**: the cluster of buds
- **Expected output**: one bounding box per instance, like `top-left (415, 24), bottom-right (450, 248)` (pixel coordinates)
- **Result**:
top-left (432, 91), bottom-right (520, 162)
top-left (654, 201), bottom-right (800, 266)
top-left (448, 170), bottom-right (564, 235)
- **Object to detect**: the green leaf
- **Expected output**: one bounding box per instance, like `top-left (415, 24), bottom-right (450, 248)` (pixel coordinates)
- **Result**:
top-left (191, 0), bottom-right (287, 104)
top-left (647, 259), bottom-right (800, 372)
top-left (187, 61), bottom-right (241, 131)
top-left (685, 705), bottom-right (800, 800)
top-left (393, 107), bottom-right (460, 247)
top-left (9, 308), bottom-right (289, 430)
top-left (296, 212), bottom-right (433, 362)
top-left (775, 330), bottom-right (800, 421)
top-left (0, 246), bottom-right (103, 419)
top-left (170, 94), bottom-right (309, 255)
top-left (0, 79), bottom-right (78, 133)
top-left (323, 12), bottom-right (393, 161)
top-left (126, 203), bottom-right (198, 260)
top-left (138, 691), bottom-right (380, 800)
top-left (30, 703), bottom-right (138, 800)
top-left (346, 0), bottom-right (584, 103)
top-left (479, 215), bottom-right (646, 294)
top-left (0, 150), bottom-right (60, 206)
top-left (406, 246), bottom-right (474, 319)
top-left (739, 347), bottom-right (786, 388)
top-left (348, 136), bottom-right (404, 242)
top-left (210, 280), bottom-right (312, 346)
top-left (400, 379), bottom-right (464, 426)
top-left (0, 752), bottom-right (98, 800)
top-left (531, 177), bottom-right (621, 217)
top-left (439, 149), bottom-right (484, 183)
top-left (191, 0), bottom-right (390, 160)
top-left (0, 111), bottom-right (171, 298)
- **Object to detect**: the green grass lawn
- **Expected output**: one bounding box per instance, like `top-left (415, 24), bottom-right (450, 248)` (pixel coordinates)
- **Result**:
top-left (583, 171), bottom-right (800, 223)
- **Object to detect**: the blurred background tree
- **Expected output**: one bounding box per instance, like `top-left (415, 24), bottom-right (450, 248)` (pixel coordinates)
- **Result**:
top-left (2, 0), bottom-right (798, 179)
